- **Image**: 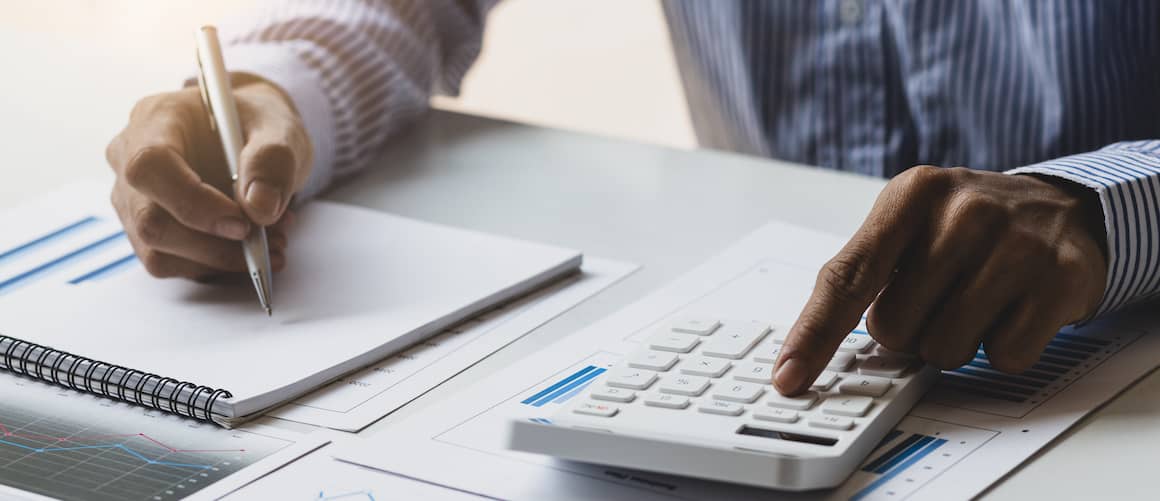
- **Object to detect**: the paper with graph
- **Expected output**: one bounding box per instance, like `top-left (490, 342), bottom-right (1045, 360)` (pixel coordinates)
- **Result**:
top-left (332, 221), bottom-right (1160, 500)
top-left (0, 371), bottom-right (325, 501)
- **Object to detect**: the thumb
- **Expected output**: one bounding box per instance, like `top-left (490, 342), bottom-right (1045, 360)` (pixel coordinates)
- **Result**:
top-left (235, 85), bottom-right (313, 226)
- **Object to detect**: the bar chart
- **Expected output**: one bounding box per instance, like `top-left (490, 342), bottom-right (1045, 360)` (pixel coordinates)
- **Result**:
top-left (841, 416), bottom-right (997, 501)
top-left (929, 325), bottom-right (1139, 417)
top-left (0, 214), bottom-right (137, 295)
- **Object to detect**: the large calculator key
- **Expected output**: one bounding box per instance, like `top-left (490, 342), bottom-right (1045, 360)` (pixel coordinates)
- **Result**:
top-left (826, 352), bottom-right (856, 372)
top-left (766, 391), bottom-right (818, 410)
top-left (659, 375), bottom-right (711, 396)
top-left (649, 332), bottom-right (701, 353)
top-left (732, 362), bottom-right (775, 383)
top-left (590, 386), bottom-right (636, 403)
top-left (698, 400), bottom-right (745, 416)
top-left (820, 396), bottom-right (874, 417)
top-left (680, 356), bottom-right (732, 377)
top-left (606, 367), bottom-right (659, 390)
top-left (809, 371), bottom-right (839, 391)
top-left (575, 402), bottom-right (619, 417)
top-left (628, 350), bottom-right (679, 371)
top-left (712, 381), bottom-right (765, 403)
top-left (838, 375), bottom-right (892, 397)
top-left (754, 408), bottom-right (799, 423)
top-left (858, 356), bottom-right (911, 378)
top-left (751, 340), bottom-right (784, 364)
top-left (836, 334), bottom-right (875, 353)
top-left (644, 393), bottom-right (691, 409)
top-left (809, 415), bottom-right (854, 430)
top-left (671, 317), bottom-right (721, 335)
top-left (702, 321), bottom-right (771, 359)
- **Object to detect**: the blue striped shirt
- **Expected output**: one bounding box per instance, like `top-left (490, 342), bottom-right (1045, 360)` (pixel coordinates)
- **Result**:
top-left (217, 0), bottom-right (1160, 318)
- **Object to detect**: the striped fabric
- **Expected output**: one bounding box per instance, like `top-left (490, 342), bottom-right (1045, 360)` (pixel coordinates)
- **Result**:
top-left (219, 0), bottom-right (1160, 317)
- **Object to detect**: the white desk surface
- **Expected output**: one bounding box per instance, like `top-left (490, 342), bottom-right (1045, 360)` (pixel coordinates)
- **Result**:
top-left (1, 27), bottom-right (1156, 501)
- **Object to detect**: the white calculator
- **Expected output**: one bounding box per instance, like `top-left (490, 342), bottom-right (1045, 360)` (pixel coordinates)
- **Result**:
top-left (509, 316), bottom-right (939, 491)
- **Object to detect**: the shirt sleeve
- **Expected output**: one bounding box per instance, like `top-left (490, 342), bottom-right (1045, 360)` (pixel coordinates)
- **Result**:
top-left (214, 0), bottom-right (498, 200)
top-left (1007, 140), bottom-right (1160, 318)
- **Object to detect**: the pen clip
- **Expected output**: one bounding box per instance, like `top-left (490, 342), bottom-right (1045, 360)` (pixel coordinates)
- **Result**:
top-left (195, 50), bottom-right (219, 134)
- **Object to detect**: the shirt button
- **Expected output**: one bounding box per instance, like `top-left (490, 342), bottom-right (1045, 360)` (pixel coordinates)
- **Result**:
top-left (840, 0), bottom-right (863, 24)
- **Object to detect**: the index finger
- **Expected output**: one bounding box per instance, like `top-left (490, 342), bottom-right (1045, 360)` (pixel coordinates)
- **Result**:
top-left (773, 173), bottom-right (933, 395)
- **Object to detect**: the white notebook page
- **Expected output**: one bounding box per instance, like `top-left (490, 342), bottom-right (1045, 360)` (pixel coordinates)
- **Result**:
top-left (0, 202), bottom-right (581, 417)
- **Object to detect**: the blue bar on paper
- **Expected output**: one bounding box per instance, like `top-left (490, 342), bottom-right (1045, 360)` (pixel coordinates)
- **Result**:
top-left (1048, 339), bottom-right (1098, 353)
top-left (938, 379), bottom-right (1027, 402)
top-left (521, 365), bottom-right (599, 405)
top-left (1042, 346), bottom-right (1088, 361)
top-left (0, 216), bottom-right (98, 264)
top-left (1054, 332), bottom-right (1108, 346)
top-left (862, 433), bottom-right (921, 473)
top-left (532, 368), bottom-right (606, 407)
top-left (941, 373), bottom-right (1036, 396)
top-left (0, 231), bottom-right (126, 293)
top-left (553, 378), bottom-right (598, 404)
top-left (872, 435), bottom-right (933, 474)
top-left (853, 438), bottom-right (947, 500)
top-left (68, 253), bottom-right (137, 284)
top-left (953, 366), bottom-right (1047, 389)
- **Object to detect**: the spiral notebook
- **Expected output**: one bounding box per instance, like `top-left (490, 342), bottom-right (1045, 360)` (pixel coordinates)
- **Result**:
top-left (0, 201), bottom-right (581, 427)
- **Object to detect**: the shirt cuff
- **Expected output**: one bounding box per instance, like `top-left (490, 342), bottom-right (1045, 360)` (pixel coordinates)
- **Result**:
top-left (1007, 144), bottom-right (1160, 318)
top-left (218, 43), bottom-right (337, 202)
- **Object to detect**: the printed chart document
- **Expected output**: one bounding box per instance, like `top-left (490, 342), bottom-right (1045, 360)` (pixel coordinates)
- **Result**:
top-left (0, 371), bottom-right (326, 501)
top-left (0, 185), bottom-right (583, 425)
top-left (227, 433), bottom-right (482, 500)
top-left (270, 258), bottom-right (636, 431)
top-left (333, 221), bottom-right (1160, 501)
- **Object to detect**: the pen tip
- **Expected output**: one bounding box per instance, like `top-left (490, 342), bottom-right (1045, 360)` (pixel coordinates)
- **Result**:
top-left (265, 306), bottom-right (272, 317)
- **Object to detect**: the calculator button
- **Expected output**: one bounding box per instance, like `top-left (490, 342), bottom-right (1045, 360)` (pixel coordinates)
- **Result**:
top-left (680, 356), bottom-right (732, 377)
top-left (671, 317), bottom-right (721, 335)
top-left (659, 375), bottom-right (711, 396)
top-left (753, 408), bottom-right (799, 423)
top-left (826, 352), bottom-right (855, 372)
top-left (628, 350), bottom-right (679, 371)
top-left (837, 334), bottom-right (875, 353)
top-left (821, 396), bottom-right (874, 417)
top-left (766, 391), bottom-right (818, 410)
top-left (605, 367), bottom-right (658, 390)
top-left (575, 402), bottom-right (619, 417)
top-left (858, 356), bottom-right (911, 378)
top-left (732, 362), bottom-right (774, 383)
top-left (649, 332), bottom-right (701, 353)
top-left (809, 415), bottom-right (854, 430)
top-left (712, 381), bottom-right (765, 403)
top-left (702, 321), bottom-right (770, 359)
top-left (839, 375), bottom-right (892, 397)
top-left (751, 339), bottom-right (784, 364)
top-left (590, 386), bottom-right (636, 403)
top-left (809, 371), bottom-right (839, 391)
top-left (644, 393), bottom-right (690, 409)
top-left (698, 400), bottom-right (745, 416)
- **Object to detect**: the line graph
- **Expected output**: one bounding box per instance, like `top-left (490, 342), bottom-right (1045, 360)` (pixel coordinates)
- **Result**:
top-left (0, 373), bottom-right (295, 501)
top-left (0, 421), bottom-right (246, 470)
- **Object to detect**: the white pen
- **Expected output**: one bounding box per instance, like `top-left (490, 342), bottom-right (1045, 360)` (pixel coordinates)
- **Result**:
top-left (195, 26), bottom-right (274, 316)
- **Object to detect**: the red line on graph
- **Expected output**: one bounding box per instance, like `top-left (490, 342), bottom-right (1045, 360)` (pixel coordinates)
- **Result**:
top-left (0, 421), bottom-right (245, 453)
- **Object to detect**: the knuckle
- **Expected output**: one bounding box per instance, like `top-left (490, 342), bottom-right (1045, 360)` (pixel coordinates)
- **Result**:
top-left (818, 251), bottom-right (876, 303)
top-left (896, 165), bottom-right (949, 193)
top-left (947, 190), bottom-right (1004, 223)
top-left (139, 250), bottom-right (172, 278)
top-left (122, 145), bottom-right (173, 187)
top-left (133, 204), bottom-right (170, 245)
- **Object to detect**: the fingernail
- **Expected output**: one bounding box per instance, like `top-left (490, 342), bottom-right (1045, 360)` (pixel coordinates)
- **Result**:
top-left (774, 358), bottom-right (808, 394)
top-left (245, 180), bottom-right (283, 220)
top-left (215, 218), bottom-right (250, 240)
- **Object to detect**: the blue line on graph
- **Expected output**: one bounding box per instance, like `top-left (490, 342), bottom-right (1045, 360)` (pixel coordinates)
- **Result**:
top-left (1054, 332), bottom-right (1108, 346)
top-left (531, 368), bottom-right (606, 407)
top-left (0, 231), bottom-right (126, 293)
top-left (521, 365), bottom-right (600, 405)
top-left (0, 217), bottom-right (98, 264)
top-left (952, 366), bottom-right (1048, 389)
top-left (862, 434), bottom-right (922, 473)
top-left (852, 438), bottom-right (946, 500)
top-left (318, 490), bottom-right (376, 501)
top-left (68, 253), bottom-right (137, 284)
top-left (873, 436), bottom-right (934, 474)
top-left (0, 438), bottom-right (211, 469)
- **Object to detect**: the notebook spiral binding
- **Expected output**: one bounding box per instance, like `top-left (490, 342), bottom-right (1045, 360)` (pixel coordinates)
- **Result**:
top-left (0, 335), bottom-right (231, 423)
